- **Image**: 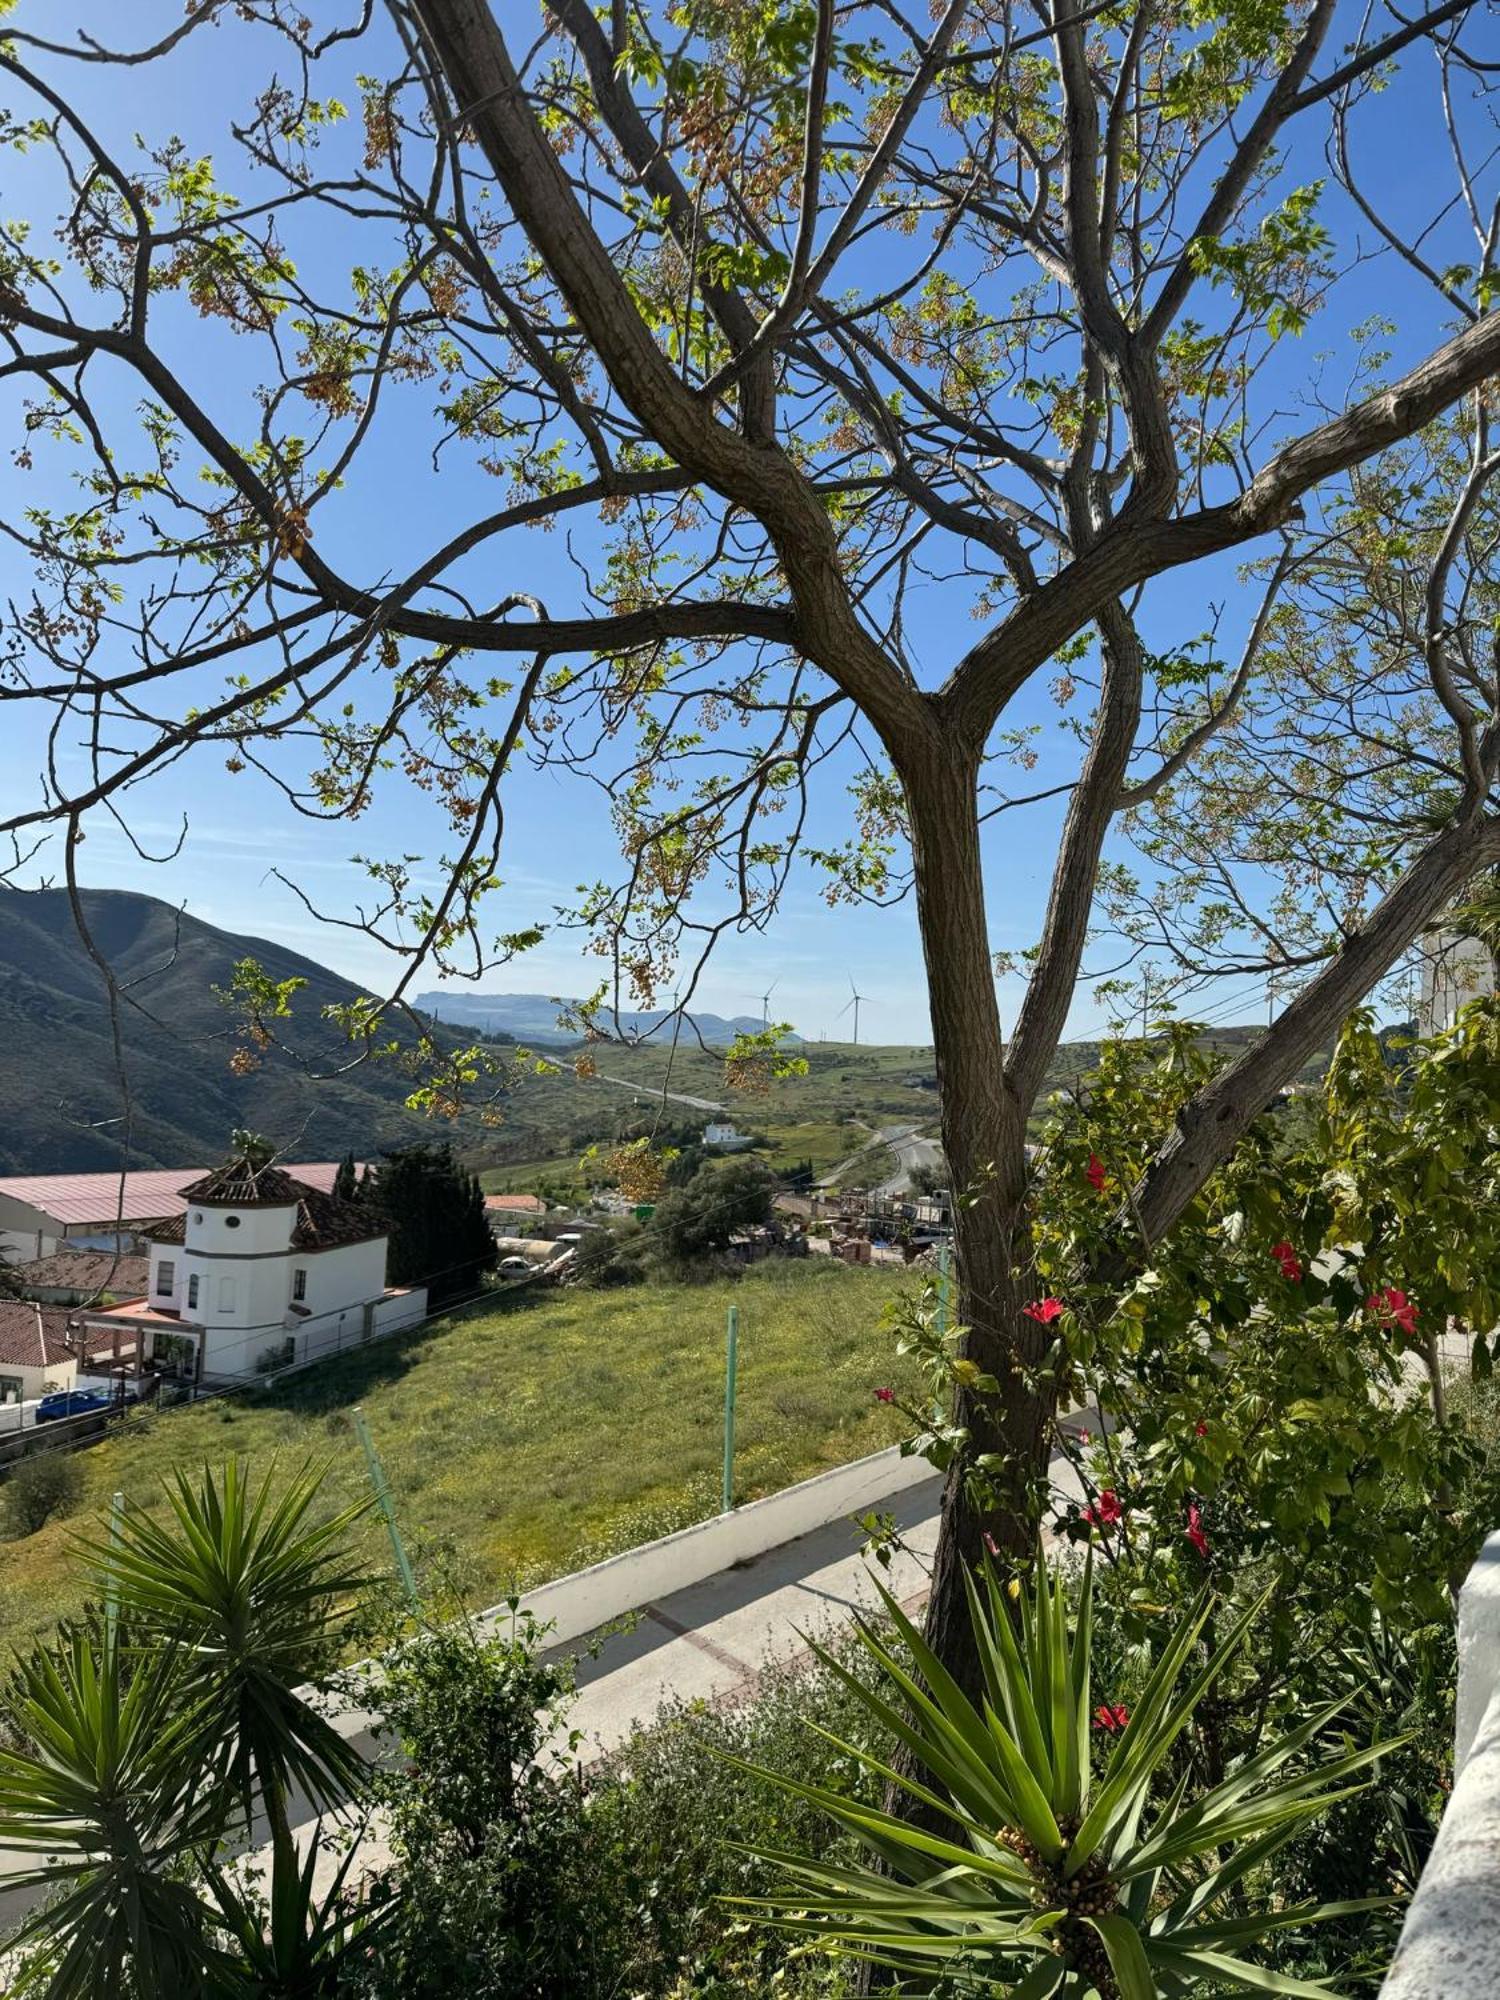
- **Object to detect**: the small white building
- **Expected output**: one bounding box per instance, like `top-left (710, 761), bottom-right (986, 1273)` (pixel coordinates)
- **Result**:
top-left (80, 1157), bottom-right (425, 1386)
top-left (703, 1122), bottom-right (754, 1152)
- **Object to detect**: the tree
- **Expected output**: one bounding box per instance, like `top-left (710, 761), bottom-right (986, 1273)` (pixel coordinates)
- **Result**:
top-left (334, 1147), bottom-right (360, 1203)
top-left (652, 1157), bottom-right (776, 1266)
top-left (367, 1144), bottom-right (495, 1302)
top-left (4, 1), bottom-right (1500, 1694)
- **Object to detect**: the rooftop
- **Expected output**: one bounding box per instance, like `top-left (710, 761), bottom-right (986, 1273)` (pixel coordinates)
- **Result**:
top-left (0, 1299), bottom-right (75, 1370)
top-left (484, 1192), bottom-right (547, 1214)
top-left (9, 1250), bottom-right (149, 1295)
top-left (0, 1161), bottom-right (357, 1230)
top-left (151, 1175), bottom-right (385, 1251)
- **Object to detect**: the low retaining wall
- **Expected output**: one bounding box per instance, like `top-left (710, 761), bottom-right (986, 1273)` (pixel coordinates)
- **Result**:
top-left (484, 1442), bottom-right (936, 1650)
top-left (1383, 1529), bottom-right (1500, 1997)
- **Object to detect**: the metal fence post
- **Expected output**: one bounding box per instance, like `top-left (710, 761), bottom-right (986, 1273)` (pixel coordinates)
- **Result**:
top-left (722, 1303), bottom-right (739, 1513)
top-left (105, 1489), bottom-right (125, 1647)
top-left (353, 1404), bottom-right (420, 1611)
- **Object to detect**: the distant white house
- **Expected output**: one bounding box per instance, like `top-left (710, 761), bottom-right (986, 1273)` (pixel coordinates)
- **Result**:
top-left (703, 1121), bottom-right (754, 1152)
top-left (79, 1156), bottom-right (425, 1386)
top-left (1419, 933), bottom-right (1495, 1035)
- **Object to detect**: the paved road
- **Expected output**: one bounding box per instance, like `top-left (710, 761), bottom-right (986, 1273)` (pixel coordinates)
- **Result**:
top-left (818, 1123), bottom-right (942, 1194)
top-left (593, 1072), bottom-right (725, 1113)
top-left (874, 1126), bottom-right (943, 1196)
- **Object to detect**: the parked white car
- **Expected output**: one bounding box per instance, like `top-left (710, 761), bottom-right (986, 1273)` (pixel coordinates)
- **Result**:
top-left (498, 1255), bottom-right (532, 1276)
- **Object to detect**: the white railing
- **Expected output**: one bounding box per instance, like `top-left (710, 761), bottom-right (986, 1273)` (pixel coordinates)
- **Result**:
top-left (1382, 1529), bottom-right (1500, 1997)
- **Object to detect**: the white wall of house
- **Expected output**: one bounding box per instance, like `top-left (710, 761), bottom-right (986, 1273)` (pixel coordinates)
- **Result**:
top-left (143, 1202), bottom-right (396, 1382)
top-left (0, 1194), bottom-right (61, 1266)
top-left (704, 1122), bottom-right (752, 1150)
top-left (0, 1350), bottom-right (77, 1405)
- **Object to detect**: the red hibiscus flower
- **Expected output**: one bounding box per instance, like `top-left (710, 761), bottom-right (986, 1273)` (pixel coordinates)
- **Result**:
top-left (873, 1386), bottom-right (895, 1403)
top-left (1083, 1488), bottom-right (1123, 1529)
top-left (1186, 1501), bottom-right (1210, 1560)
top-left (1194, 1420), bottom-right (1208, 1438)
top-left (983, 1531), bottom-right (1000, 1558)
top-left (1023, 1297), bottom-right (1065, 1325)
top-left (1271, 1240), bottom-right (1303, 1282)
top-left (1086, 1154), bottom-right (1108, 1193)
top-left (1093, 1703), bottom-right (1130, 1733)
top-left (1367, 1286), bottom-right (1418, 1336)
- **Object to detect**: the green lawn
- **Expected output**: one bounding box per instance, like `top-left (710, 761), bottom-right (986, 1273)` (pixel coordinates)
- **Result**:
top-left (0, 1260), bottom-right (921, 1656)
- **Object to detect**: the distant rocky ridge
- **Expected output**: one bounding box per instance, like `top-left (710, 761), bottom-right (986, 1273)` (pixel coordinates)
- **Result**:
top-left (415, 987), bottom-right (801, 1046)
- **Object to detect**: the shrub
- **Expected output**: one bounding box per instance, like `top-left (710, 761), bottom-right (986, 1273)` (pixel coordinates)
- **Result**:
top-left (570, 1222), bottom-right (647, 1288)
top-left (2, 1451), bottom-right (83, 1537)
top-left (356, 1613), bottom-right (623, 2000)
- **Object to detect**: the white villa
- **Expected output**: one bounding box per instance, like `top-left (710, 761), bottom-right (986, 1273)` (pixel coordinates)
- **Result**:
top-left (79, 1156), bottom-right (425, 1386)
top-left (703, 1121), bottom-right (754, 1151)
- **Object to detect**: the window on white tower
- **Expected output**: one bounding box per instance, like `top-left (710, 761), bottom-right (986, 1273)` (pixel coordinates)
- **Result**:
top-left (292, 1268), bottom-right (307, 1302)
top-left (187, 1273), bottom-right (200, 1310)
top-left (155, 1260), bottom-right (175, 1297)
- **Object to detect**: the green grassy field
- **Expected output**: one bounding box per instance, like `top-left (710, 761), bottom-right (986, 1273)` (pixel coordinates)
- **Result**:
top-left (0, 1260), bottom-right (921, 1657)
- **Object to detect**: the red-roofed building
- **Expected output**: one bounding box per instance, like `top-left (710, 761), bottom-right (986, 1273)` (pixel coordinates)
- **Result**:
top-left (0, 1161), bottom-right (359, 1262)
top-left (78, 1153), bottom-right (425, 1386)
top-left (484, 1192), bottom-right (548, 1216)
top-left (0, 1302), bottom-right (139, 1404)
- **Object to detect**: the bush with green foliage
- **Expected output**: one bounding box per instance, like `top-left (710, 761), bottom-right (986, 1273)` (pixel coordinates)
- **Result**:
top-left (2, 1451), bottom-right (83, 1538)
top-left (650, 1156), bottom-right (777, 1271)
top-left (354, 1614), bottom-right (611, 1999)
top-left (569, 1219), bottom-right (648, 1288)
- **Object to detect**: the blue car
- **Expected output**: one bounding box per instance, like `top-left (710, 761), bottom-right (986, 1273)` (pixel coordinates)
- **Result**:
top-left (34, 1389), bottom-right (113, 1423)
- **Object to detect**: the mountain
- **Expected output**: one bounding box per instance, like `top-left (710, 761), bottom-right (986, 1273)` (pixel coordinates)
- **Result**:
top-left (0, 887), bottom-right (454, 1174)
top-left (415, 987), bottom-right (795, 1046)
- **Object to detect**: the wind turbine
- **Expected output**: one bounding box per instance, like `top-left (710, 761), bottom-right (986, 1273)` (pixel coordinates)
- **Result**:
top-left (837, 976), bottom-right (866, 1046)
top-left (750, 978), bottom-right (779, 1031)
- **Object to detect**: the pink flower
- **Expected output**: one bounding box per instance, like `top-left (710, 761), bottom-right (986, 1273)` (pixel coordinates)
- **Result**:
top-left (873, 1386), bottom-right (895, 1403)
top-left (1186, 1501), bottom-right (1210, 1560)
top-left (1078, 1427), bottom-right (1092, 1445)
top-left (1086, 1154), bottom-right (1108, 1193)
top-left (1194, 1420), bottom-right (1208, 1438)
top-left (1024, 1297), bottom-right (1065, 1326)
top-left (1272, 1240), bottom-right (1303, 1282)
top-left (1083, 1488), bottom-right (1123, 1529)
top-left (1093, 1703), bottom-right (1129, 1733)
top-left (983, 1531), bottom-right (1000, 1557)
top-left (1366, 1286), bottom-right (1418, 1336)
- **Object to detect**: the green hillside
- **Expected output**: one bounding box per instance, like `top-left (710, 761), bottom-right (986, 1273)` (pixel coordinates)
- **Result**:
top-left (0, 886), bottom-right (448, 1173)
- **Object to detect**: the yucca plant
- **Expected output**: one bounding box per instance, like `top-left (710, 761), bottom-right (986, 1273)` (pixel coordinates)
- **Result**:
top-left (203, 1816), bottom-right (398, 1997)
top-left (732, 1551), bottom-right (1400, 1997)
top-left (0, 1625), bottom-right (221, 1999)
top-left (84, 1458), bottom-right (373, 1847)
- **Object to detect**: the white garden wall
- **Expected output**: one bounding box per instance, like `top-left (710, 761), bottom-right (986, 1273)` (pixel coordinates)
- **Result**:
top-left (483, 1442), bottom-right (936, 1651)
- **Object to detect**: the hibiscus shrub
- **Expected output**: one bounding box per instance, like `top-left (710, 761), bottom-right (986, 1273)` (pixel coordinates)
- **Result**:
top-left (892, 999), bottom-right (1500, 1990)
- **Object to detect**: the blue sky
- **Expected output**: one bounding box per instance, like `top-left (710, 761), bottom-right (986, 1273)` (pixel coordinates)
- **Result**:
top-left (0, 4), bottom-right (1479, 1044)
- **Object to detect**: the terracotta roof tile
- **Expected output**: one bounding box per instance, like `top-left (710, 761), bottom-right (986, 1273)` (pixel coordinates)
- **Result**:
top-left (0, 1300), bottom-right (75, 1370)
top-left (10, 1252), bottom-right (149, 1295)
top-left (152, 1178), bottom-right (384, 1252)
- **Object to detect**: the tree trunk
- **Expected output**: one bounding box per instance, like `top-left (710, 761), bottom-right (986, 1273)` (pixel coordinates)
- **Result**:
top-left (902, 740), bottom-right (1055, 1698)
